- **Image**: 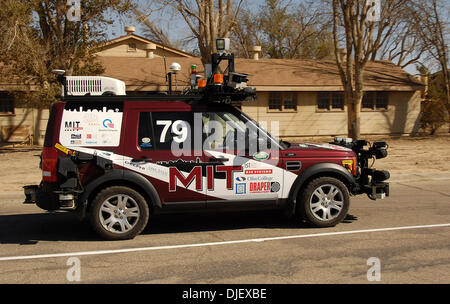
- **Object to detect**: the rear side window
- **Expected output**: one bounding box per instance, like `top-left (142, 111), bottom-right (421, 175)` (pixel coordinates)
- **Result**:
top-left (138, 111), bottom-right (194, 151)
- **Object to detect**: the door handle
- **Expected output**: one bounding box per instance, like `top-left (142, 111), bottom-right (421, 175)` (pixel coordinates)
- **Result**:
top-left (131, 158), bottom-right (153, 163)
top-left (209, 157), bottom-right (229, 163)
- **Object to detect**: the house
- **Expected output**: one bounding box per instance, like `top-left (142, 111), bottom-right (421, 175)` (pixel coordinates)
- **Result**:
top-left (95, 26), bottom-right (194, 59)
top-left (0, 27), bottom-right (425, 144)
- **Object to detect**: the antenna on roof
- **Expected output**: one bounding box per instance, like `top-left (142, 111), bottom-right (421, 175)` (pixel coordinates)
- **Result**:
top-left (168, 62), bottom-right (181, 94)
top-left (52, 69), bottom-right (67, 97)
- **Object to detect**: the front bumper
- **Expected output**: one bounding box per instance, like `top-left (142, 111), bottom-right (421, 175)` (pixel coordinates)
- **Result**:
top-left (370, 182), bottom-right (390, 200)
top-left (357, 169), bottom-right (390, 200)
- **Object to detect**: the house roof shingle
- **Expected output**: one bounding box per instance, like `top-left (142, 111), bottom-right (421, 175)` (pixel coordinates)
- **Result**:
top-left (97, 56), bottom-right (425, 92)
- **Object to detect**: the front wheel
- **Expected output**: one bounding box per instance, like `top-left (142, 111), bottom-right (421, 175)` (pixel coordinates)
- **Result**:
top-left (90, 186), bottom-right (149, 240)
top-left (297, 177), bottom-right (350, 228)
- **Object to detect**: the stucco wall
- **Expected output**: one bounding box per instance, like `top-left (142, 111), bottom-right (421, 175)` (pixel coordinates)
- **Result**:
top-left (0, 108), bottom-right (49, 145)
top-left (360, 91), bottom-right (421, 135)
top-left (241, 91), bottom-right (422, 139)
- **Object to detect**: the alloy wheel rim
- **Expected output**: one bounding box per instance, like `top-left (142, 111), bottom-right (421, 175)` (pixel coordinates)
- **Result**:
top-left (99, 194), bottom-right (140, 234)
top-left (309, 184), bottom-right (344, 221)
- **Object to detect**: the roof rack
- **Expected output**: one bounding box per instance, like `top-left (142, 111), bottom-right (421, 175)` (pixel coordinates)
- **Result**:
top-left (61, 86), bottom-right (256, 105)
top-left (59, 38), bottom-right (257, 105)
top-left (62, 94), bottom-right (202, 103)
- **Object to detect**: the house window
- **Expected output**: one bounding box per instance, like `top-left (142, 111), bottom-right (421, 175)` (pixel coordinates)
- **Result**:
top-left (269, 92), bottom-right (282, 110)
top-left (284, 92), bottom-right (297, 110)
top-left (362, 91), bottom-right (388, 110)
top-left (0, 92), bottom-right (14, 115)
top-left (127, 43), bottom-right (137, 52)
top-left (268, 92), bottom-right (297, 112)
top-left (317, 92), bottom-right (344, 111)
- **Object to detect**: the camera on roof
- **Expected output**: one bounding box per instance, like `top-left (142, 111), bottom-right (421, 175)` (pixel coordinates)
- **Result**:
top-left (216, 38), bottom-right (231, 53)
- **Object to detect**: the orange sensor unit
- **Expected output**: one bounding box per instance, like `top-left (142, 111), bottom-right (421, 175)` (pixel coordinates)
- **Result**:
top-left (213, 74), bottom-right (224, 84)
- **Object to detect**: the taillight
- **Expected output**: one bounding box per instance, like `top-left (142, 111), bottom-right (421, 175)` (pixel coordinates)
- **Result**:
top-left (41, 147), bottom-right (58, 182)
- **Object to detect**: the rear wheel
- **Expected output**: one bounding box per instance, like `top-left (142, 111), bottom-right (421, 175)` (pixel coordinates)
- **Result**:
top-left (297, 177), bottom-right (350, 227)
top-left (90, 186), bottom-right (149, 240)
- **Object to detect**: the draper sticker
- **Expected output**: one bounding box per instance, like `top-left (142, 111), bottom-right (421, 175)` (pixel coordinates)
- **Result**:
top-left (249, 181), bottom-right (280, 193)
top-left (60, 107), bottom-right (123, 147)
top-left (249, 182), bottom-right (271, 193)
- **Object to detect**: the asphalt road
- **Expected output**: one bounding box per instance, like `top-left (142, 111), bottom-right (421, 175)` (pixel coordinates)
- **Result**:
top-left (0, 179), bottom-right (449, 284)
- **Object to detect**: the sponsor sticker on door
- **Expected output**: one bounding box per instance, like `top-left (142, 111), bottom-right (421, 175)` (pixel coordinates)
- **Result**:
top-left (60, 107), bottom-right (123, 147)
top-left (245, 169), bottom-right (272, 175)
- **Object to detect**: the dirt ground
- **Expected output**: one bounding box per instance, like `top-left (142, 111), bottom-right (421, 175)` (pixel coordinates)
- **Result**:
top-left (0, 135), bottom-right (449, 195)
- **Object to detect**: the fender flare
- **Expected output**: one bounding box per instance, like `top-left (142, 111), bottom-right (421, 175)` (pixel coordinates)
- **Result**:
top-left (286, 163), bottom-right (356, 216)
top-left (79, 169), bottom-right (162, 209)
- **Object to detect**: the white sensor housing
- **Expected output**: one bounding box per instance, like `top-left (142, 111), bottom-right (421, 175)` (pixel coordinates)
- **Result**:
top-left (65, 76), bottom-right (126, 96)
top-left (169, 62), bottom-right (181, 74)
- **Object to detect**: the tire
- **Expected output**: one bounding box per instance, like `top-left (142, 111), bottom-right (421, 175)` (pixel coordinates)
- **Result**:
top-left (297, 177), bottom-right (350, 228)
top-left (90, 186), bottom-right (149, 240)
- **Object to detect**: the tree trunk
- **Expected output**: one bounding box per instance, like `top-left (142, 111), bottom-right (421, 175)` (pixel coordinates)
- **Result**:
top-left (348, 95), bottom-right (362, 140)
top-left (443, 70), bottom-right (450, 133)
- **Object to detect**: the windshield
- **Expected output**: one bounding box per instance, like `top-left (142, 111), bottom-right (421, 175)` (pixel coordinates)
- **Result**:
top-left (202, 106), bottom-right (286, 151)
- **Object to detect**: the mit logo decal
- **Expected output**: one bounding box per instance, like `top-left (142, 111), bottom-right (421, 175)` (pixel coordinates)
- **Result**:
top-left (169, 165), bottom-right (242, 192)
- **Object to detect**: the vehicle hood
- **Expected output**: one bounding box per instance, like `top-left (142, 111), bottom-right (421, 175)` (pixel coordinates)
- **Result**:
top-left (281, 143), bottom-right (354, 158)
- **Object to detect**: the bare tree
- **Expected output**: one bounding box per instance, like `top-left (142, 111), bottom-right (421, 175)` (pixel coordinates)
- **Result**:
top-left (232, 0), bottom-right (334, 60)
top-left (230, 6), bottom-right (263, 59)
top-left (140, 0), bottom-right (244, 64)
top-left (133, 7), bottom-right (179, 48)
top-left (368, 1), bottom-right (427, 69)
top-left (332, 0), bottom-right (414, 139)
top-left (332, 0), bottom-right (374, 139)
top-left (260, 0), bottom-right (333, 59)
top-left (412, 0), bottom-right (450, 132)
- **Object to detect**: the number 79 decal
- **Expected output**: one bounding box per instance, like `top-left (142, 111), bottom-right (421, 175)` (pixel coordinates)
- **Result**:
top-left (156, 120), bottom-right (189, 143)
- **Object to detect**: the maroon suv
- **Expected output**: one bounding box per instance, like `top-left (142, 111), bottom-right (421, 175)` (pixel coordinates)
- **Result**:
top-left (24, 50), bottom-right (389, 240)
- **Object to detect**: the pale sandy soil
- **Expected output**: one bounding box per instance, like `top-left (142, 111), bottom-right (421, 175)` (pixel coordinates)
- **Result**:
top-left (306, 135), bottom-right (450, 175)
top-left (0, 135), bottom-right (449, 195)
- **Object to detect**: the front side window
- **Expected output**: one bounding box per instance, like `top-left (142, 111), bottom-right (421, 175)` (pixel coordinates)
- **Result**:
top-left (203, 110), bottom-right (280, 153)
